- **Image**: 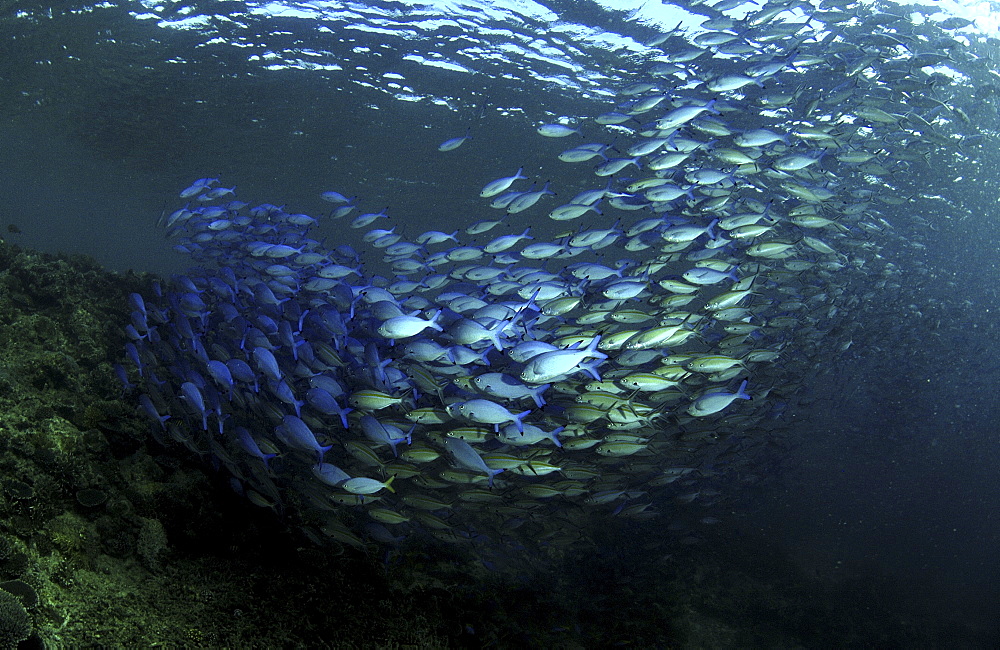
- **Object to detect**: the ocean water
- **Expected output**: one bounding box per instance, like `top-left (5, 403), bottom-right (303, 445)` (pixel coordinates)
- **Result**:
top-left (2, 0), bottom-right (1000, 645)
top-left (2, 0), bottom-right (676, 274)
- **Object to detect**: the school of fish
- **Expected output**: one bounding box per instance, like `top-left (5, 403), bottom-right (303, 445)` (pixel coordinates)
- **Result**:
top-left (124, 0), bottom-right (993, 551)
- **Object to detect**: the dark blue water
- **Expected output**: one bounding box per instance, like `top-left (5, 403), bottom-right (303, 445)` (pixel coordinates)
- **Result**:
top-left (3, 0), bottom-right (1000, 645)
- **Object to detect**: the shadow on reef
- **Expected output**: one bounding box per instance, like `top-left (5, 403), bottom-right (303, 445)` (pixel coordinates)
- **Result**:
top-left (0, 237), bottom-right (983, 648)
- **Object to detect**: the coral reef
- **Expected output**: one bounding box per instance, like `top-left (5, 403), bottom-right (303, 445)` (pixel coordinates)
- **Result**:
top-left (0, 240), bottom-right (961, 647)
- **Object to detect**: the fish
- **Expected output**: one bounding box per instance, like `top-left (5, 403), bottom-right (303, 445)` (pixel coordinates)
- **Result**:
top-left (537, 123), bottom-right (581, 137)
top-left (320, 190), bottom-right (353, 204)
top-left (179, 177), bottom-right (218, 198)
top-left (124, 0), bottom-right (983, 554)
top-left (520, 336), bottom-right (607, 384)
top-left (342, 476), bottom-right (396, 495)
top-left (438, 127), bottom-right (471, 151)
top-left (559, 144), bottom-right (609, 162)
top-left (687, 380), bottom-right (752, 417)
top-left (480, 167), bottom-right (527, 198)
top-left (277, 415), bottom-right (334, 464)
top-left (442, 438), bottom-right (504, 487)
top-left (448, 399), bottom-right (531, 434)
top-left (505, 182), bottom-right (555, 214)
top-left (376, 310), bottom-right (444, 341)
